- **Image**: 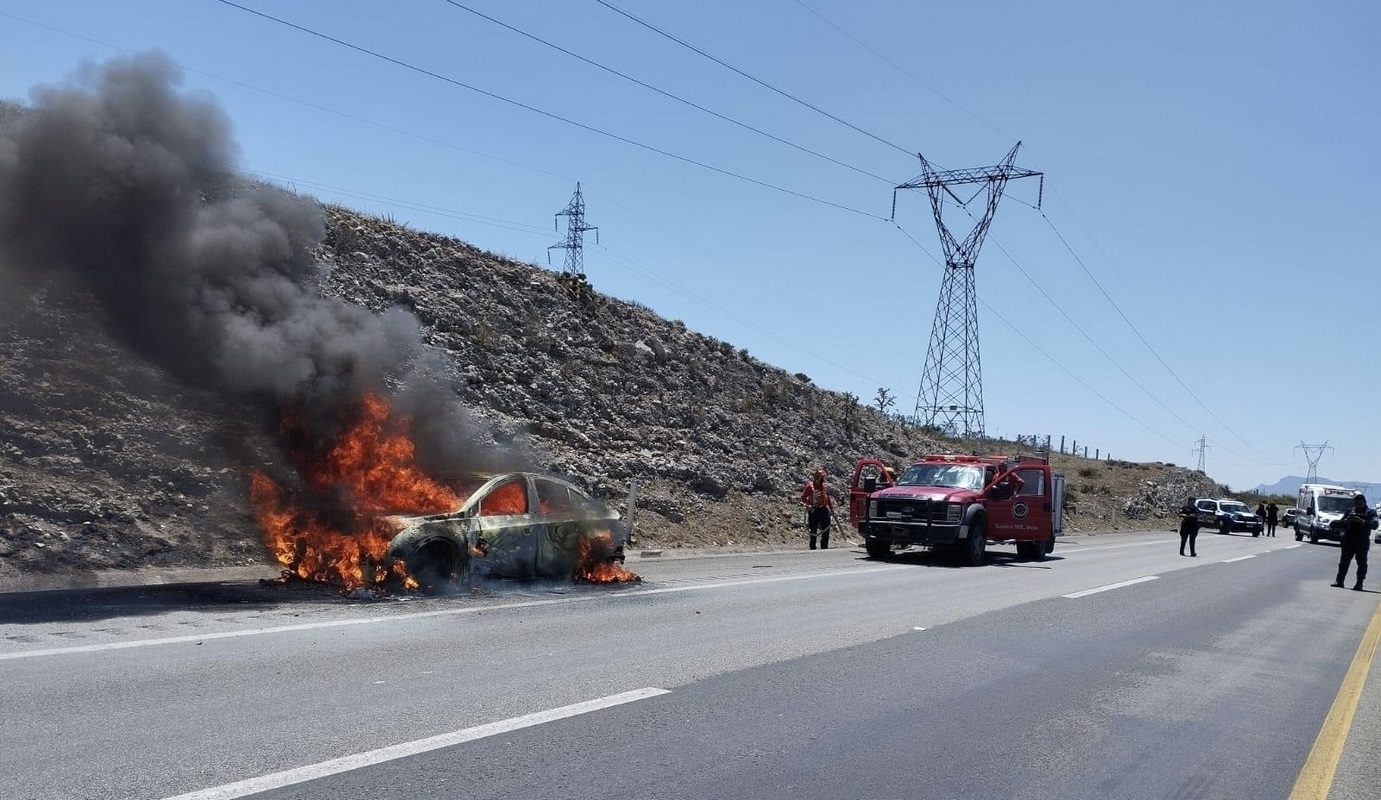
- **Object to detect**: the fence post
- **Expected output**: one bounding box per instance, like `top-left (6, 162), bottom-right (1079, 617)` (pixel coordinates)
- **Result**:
top-left (1095, 448), bottom-right (1100, 460)
top-left (1072, 439), bottom-right (1078, 457)
top-left (1060, 435), bottom-right (1065, 454)
top-left (1083, 446), bottom-right (1089, 458)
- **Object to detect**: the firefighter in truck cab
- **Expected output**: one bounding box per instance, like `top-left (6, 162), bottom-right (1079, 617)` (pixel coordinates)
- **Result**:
top-left (800, 468), bottom-right (834, 550)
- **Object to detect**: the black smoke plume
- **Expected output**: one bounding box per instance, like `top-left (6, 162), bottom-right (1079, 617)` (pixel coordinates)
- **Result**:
top-left (0, 52), bottom-right (506, 476)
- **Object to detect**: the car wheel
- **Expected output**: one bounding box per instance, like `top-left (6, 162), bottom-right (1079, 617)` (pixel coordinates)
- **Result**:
top-left (865, 539), bottom-right (891, 560)
top-left (402, 539), bottom-right (465, 595)
top-left (1016, 541), bottom-right (1037, 560)
top-left (1042, 533), bottom-right (1056, 558)
top-left (963, 519), bottom-right (987, 566)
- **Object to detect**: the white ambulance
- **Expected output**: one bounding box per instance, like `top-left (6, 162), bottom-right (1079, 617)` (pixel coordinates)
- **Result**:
top-left (1293, 484), bottom-right (1359, 543)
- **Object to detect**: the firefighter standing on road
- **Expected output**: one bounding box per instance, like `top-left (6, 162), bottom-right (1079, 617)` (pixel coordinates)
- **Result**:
top-left (1332, 495), bottom-right (1378, 591)
top-left (1178, 496), bottom-right (1200, 557)
top-left (800, 468), bottom-right (834, 550)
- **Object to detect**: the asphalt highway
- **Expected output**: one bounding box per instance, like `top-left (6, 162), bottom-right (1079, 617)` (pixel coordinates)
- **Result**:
top-left (2, 531), bottom-right (1378, 800)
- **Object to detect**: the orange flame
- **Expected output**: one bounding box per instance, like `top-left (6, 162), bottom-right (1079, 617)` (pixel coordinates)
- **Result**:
top-left (251, 392), bottom-right (461, 591)
top-left (575, 530), bottom-right (641, 584)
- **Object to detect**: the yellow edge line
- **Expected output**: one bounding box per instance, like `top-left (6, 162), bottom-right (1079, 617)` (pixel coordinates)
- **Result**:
top-left (1289, 599), bottom-right (1381, 800)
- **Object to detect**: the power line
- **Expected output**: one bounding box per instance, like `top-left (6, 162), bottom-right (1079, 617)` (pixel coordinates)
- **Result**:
top-left (789, 0), bottom-right (1017, 145)
top-left (1035, 210), bottom-right (1276, 463)
top-left (892, 225), bottom-right (1182, 448)
top-left (592, 0), bottom-right (914, 157)
top-left (778, 0), bottom-right (1285, 465)
top-left (438, 0), bottom-right (892, 184)
top-left (251, 170), bottom-right (556, 237)
top-left (212, 0), bottom-right (886, 220)
top-left (594, 243), bottom-right (898, 390)
top-left (939, 192), bottom-right (1280, 468)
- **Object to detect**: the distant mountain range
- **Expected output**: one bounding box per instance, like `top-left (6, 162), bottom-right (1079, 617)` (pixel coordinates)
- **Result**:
top-left (1253, 475), bottom-right (1381, 496)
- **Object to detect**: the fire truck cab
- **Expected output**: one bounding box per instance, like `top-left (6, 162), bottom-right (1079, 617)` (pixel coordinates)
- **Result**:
top-left (849, 454), bottom-right (1064, 565)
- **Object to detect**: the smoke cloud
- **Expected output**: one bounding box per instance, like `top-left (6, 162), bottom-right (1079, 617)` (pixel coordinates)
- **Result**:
top-left (0, 52), bottom-right (502, 473)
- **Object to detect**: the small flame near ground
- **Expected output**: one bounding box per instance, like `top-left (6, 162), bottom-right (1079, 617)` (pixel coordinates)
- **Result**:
top-left (250, 392), bottom-right (461, 591)
top-left (576, 530), bottom-right (642, 584)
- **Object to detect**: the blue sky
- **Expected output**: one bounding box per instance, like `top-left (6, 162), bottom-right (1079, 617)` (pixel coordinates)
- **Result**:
top-left (2, 0), bottom-right (1377, 492)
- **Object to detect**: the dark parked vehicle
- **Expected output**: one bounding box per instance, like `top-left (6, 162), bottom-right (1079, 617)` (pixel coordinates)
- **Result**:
top-left (385, 472), bottom-right (629, 592)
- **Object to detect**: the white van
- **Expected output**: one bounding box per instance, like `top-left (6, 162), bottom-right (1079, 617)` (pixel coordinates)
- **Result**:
top-left (1294, 484), bottom-right (1359, 543)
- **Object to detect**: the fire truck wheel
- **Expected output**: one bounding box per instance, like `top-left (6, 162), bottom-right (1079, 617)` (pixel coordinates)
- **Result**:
top-left (865, 539), bottom-right (891, 560)
top-left (963, 519), bottom-right (987, 566)
top-left (1042, 533), bottom-right (1055, 557)
top-left (1015, 541), bottom-right (1038, 560)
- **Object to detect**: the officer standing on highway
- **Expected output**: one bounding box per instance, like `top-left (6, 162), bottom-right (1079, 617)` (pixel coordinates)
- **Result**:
top-left (800, 468), bottom-right (834, 550)
top-left (1266, 502), bottom-right (1279, 537)
top-left (1332, 494), bottom-right (1378, 591)
top-left (1178, 496), bottom-right (1200, 557)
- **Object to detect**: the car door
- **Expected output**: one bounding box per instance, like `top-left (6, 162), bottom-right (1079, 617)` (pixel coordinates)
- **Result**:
top-left (534, 478), bottom-right (582, 578)
top-left (848, 459), bottom-right (892, 526)
top-left (472, 476), bottom-right (537, 579)
top-left (1196, 500), bottom-right (1218, 527)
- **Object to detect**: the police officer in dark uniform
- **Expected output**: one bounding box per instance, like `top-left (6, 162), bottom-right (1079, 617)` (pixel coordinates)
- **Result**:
top-left (1333, 494), bottom-right (1379, 590)
top-left (1178, 496), bottom-right (1200, 557)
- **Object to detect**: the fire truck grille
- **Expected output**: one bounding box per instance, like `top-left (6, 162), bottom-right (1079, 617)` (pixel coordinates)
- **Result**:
top-left (876, 499), bottom-right (960, 525)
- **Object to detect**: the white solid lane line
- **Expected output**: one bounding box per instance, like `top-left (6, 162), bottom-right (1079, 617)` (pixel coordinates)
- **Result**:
top-left (1062, 576), bottom-right (1159, 599)
top-left (1223, 555), bottom-right (1256, 563)
top-left (0, 565), bottom-right (910, 662)
top-left (158, 687), bottom-right (670, 800)
top-left (1285, 544), bottom-right (1303, 550)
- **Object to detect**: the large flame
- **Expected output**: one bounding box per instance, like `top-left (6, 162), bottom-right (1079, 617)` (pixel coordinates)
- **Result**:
top-left (575, 530), bottom-right (641, 584)
top-left (251, 392), bottom-right (461, 591)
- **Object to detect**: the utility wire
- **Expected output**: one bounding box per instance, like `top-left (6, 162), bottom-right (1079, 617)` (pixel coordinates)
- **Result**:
top-left (787, 0), bottom-right (1282, 463)
top-left (1035, 209), bottom-right (1276, 462)
top-left (790, 0), bottom-right (1017, 145)
top-left (594, 243), bottom-right (900, 390)
top-left (592, 0), bottom-right (914, 157)
top-left (0, 9), bottom-right (585, 188)
top-left (250, 170), bottom-right (557, 237)
top-left (438, 0), bottom-right (892, 184)
top-left (2, 8), bottom-right (905, 394)
top-left (213, 0), bottom-right (886, 219)
top-left (891, 224), bottom-right (1183, 447)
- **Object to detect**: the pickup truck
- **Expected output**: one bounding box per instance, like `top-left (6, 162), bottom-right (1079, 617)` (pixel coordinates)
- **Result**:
top-left (849, 453), bottom-right (1064, 565)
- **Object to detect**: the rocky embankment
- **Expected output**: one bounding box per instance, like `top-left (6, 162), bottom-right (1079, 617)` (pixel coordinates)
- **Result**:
top-left (1, 200), bottom-right (1225, 578)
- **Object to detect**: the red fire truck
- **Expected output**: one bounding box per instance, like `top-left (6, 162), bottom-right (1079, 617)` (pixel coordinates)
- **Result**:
top-left (848, 453), bottom-right (1064, 565)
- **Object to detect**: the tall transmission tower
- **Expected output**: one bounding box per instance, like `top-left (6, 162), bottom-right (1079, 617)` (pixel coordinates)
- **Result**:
top-left (893, 142), bottom-right (1042, 437)
top-left (1193, 435), bottom-right (1210, 473)
top-left (1296, 441), bottom-right (1333, 485)
top-left (549, 182), bottom-right (598, 278)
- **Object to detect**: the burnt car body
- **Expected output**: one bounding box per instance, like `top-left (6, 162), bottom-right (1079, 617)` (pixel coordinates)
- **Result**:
top-left (385, 472), bottom-right (627, 591)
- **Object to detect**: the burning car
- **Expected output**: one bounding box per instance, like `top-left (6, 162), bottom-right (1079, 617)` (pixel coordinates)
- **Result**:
top-left (384, 472), bottom-right (634, 592)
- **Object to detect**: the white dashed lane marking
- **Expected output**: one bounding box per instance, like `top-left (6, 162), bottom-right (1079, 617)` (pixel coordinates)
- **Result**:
top-left (1063, 576), bottom-right (1160, 599)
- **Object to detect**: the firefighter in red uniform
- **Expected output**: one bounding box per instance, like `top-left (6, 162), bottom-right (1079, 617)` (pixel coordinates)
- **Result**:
top-left (800, 468), bottom-right (835, 550)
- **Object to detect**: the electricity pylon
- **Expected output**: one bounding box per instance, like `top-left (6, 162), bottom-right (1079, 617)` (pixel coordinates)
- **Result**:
top-left (549, 182), bottom-right (598, 278)
top-left (1296, 441), bottom-right (1333, 485)
top-left (1193, 435), bottom-right (1210, 473)
top-left (893, 142), bottom-right (1042, 437)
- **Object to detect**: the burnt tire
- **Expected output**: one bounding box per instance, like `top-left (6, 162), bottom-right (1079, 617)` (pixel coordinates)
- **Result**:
top-left (865, 539), bottom-right (891, 560)
top-left (963, 519), bottom-right (987, 567)
top-left (404, 539), bottom-right (464, 595)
